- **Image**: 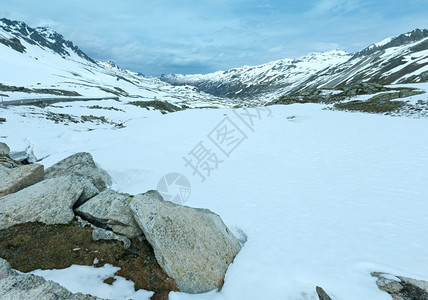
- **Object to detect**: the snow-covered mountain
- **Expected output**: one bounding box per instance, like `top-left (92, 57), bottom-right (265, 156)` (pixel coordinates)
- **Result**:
top-left (161, 29), bottom-right (428, 101)
top-left (0, 18), bottom-right (230, 108)
top-left (161, 50), bottom-right (351, 100)
top-left (297, 29), bottom-right (428, 91)
top-left (2, 17), bottom-right (428, 109)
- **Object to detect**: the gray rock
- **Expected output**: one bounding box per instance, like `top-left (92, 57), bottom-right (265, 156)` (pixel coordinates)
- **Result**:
top-left (316, 286), bottom-right (332, 300)
top-left (45, 152), bottom-right (112, 192)
top-left (0, 176), bottom-right (83, 230)
top-left (0, 258), bottom-right (103, 300)
top-left (74, 216), bottom-right (132, 249)
top-left (130, 190), bottom-right (242, 294)
top-left (73, 176), bottom-right (100, 208)
top-left (0, 156), bottom-right (19, 168)
top-left (74, 215), bottom-right (93, 228)
top-left (92, 227), bottom-right (131, 249)
top-left (0, 142), bottom-right (10, 155)
top-left (75, 189), bottom-right (142, 239)
top-left (0, 258), bottom-right (15, 279)
top-left (372, 272), bottom-right (428, 300)
top-left (0, 164), bottom-right (44, 197)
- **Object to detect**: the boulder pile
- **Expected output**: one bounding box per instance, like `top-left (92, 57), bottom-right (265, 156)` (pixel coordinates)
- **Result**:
top-left (0, 143), bottom-right (243, 299)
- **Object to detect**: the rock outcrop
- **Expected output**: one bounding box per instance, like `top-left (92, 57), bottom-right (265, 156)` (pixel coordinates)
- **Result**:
top-left (0, 163), bottom-right (44, 197)
top-left (0, 148), bottom-right (243, 297)
top-left (0, 176), bottom-right (83, 230)
top-left (130, 190), bottom-right (242, 294)
top-left (316, 286), bottom-right (332, 300)
top-left (45, 152), bottom-right (111, 205)
top-left (0, 258), bottom-right (102, 300)
top-left (75, 189), bottom-right (142, 239)
top-left (372, 272), bottom-right (428, 300)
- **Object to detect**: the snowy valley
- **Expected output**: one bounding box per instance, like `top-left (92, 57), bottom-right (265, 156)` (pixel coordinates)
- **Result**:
top-left (1, 17), bottom-right (428, 300)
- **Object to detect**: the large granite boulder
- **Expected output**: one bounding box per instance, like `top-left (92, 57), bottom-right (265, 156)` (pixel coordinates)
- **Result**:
top-left (45, 152), bottom-right (111, 204)
top-left (372, 272), bottom-right (428, 300)
top-left (130, 190), bottom-right (242, 294)
top-left (0, 176), bottom-right (83, 230)
top-left (0, 258), bottom-right (102, 300)
top-left (0, 164), bottom-right (44, 197)
top-left (75, 189), bottom-right (142, 239)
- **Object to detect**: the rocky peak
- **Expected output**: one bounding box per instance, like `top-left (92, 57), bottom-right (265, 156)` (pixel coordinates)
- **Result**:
top-left (352, 28), bottom-right (428, 58)
top-left (98, 60), bottom-right (120, 70)
top-left (0, 18), bottom-right (95, 63)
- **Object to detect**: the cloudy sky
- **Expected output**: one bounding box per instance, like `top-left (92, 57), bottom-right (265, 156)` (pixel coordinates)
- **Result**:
top-left (1, 0), bottom-right (427, 75)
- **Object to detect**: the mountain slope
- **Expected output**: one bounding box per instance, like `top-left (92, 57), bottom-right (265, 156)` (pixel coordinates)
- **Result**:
top-left (0, 18), bottom-right (230, 108)
top-left (161, 29), bottom-right (428, 101)
top-left (0, 18), bottom-right (94, 62)
top-left (297, 29), bottom-right (428, 91)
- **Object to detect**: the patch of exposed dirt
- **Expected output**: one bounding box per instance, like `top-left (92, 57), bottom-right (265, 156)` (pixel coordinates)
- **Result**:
top-left (0, 221), bottom-right (178, 299)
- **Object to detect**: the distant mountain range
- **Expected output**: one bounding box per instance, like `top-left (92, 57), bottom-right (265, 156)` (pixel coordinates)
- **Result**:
top-left (161, 29), bottom-right (428, 101)
top-left (1, 17), bottom-right (427, 107)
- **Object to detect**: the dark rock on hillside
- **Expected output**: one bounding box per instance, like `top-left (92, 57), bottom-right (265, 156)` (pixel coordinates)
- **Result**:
top-left (128, 100), bottom-right (183, 114)
top-left (267, 82), bottom-right (426, 116)
top-left (0, 37), bottom-right (26, 53)
top-left (316, 286), bottom-right (332, 300)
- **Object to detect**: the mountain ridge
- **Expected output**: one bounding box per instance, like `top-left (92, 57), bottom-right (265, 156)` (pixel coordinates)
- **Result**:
top-left (1, 17), bottom-right (427, 107)
top-left (161, 28), bottom-right (428, 101)
top-left (0, 18), bottom-right (231, 108)
top-left (0, 18), bottom-right (95, 63)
